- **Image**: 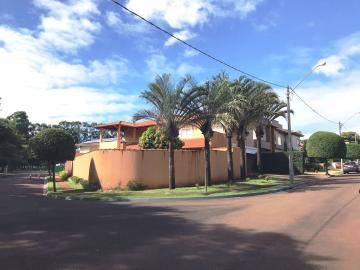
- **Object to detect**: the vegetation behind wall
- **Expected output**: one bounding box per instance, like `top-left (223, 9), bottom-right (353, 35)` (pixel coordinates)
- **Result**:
top-left (261, 151), bottom-right (305, 175)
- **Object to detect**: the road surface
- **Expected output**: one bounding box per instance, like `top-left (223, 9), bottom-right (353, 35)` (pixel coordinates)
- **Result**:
top-left (0, 173), bottom-right (359, 269)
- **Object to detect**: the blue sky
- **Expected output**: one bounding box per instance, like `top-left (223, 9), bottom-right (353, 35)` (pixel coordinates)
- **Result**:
top-left (0, 0), bottom-right (359, 137)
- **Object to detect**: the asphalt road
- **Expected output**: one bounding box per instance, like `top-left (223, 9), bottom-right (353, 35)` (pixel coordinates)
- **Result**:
top-left (0, 173), bottom-right (359, 270)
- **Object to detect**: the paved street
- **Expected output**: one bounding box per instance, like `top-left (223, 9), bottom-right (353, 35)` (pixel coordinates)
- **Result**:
top-left (0, 173), bottom-right (359, 270)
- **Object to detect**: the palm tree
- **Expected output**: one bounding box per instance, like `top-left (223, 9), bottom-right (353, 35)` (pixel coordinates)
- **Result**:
top-left (230, 76), bottom-right (258, 180)
top-left (216, 77), bottom-right (244, 183)
top-left (133, 74), bottom-right (202, 189)
top-left (253, 84), bottom-right (287, 173)
top-left (191, 73), bottom-right (230, 188)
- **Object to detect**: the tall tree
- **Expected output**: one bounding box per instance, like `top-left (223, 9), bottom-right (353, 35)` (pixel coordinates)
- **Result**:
top-left (216, 77), bottom-right (244, 183)
top-left (192, 73), bottom-right (231, 188)
top-left (250, 83), bottom-right (285, 173)
top-left (0, 119), bottom-right (22, 171)
top-left (7, 111), bottom-right (30, 141)
top-left (133, 74), bottom-right (202, 189)
top-left (230, 76), bottom-right (258, 180)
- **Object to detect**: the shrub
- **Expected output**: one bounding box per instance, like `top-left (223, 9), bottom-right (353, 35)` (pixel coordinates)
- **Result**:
top-left (139, 127), bottom-right (184, 149)
top-left (127, 180), bottom-right (146, 191)
top-left (69, 176), bottom-right (81, 184)
top-left (59, 170), bottom-right (69, 180)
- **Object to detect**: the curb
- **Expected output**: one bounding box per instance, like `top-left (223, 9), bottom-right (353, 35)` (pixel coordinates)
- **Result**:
top-left (45, 180), bottom-right (308, 203)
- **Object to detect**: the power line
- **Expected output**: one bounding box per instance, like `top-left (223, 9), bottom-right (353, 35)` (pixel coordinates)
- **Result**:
top-left (290, 88), bottom-right (338, 125)
top-left (110, 0), bottom-right (343, 128)
top-left (110, 0), bottom-right (287, 88)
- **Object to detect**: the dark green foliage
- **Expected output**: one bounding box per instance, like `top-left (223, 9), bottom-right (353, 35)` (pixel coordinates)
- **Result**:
top-left (7, 111), bottom-right (30, 141)
top-left (127, 180), bottom-right (146, 191)
top-left (30, 128), bottom-right (75, 164)
top-left (305, 163), bottom-right (323, 172)
top-left (262, 151), bottom-right (305, 175)
top-left (0, 119), bottom-right (22, 170)
top-left (139, 127), bottom-right (184, 149)
top-left (306, 131), bottom-right (346, 159)
top-left (346, 143), bottom-right (360, 159)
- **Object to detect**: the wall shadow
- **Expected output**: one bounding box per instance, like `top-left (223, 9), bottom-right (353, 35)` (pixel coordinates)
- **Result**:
top-left (0, 175), bottom-right (335, 270)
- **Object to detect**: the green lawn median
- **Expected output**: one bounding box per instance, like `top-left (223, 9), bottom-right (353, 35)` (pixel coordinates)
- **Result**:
top-left (47, 177), bottom-right (304, 201)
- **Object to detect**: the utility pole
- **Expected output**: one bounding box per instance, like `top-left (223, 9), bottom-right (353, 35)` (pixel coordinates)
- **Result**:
top-left (286, 86), bottom-right (294, 182)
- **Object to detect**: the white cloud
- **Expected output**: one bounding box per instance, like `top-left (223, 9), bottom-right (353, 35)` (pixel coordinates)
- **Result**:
top-left (315, 32), bottom-right (360, 77)
top-left (273, 32), bottom-right (360, 136)
top-left (34, 0), bottom-right (101, 53)
top-left (0, 0), bottom-right (138, 124)
top-left (145, 53), bottom-right (204, 78)
top-left (124, 0), bottom-right (263, 46)
top-left (105, 10), bottom-right (147, 34)
top-left (164, 30), bottom-right (196, 47)
top-left (184, 48), bottom-right (199, 57)
top-left (176, 63), bottom-right (204, 77)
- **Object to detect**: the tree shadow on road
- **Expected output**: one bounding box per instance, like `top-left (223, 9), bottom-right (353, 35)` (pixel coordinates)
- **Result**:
top-left (0, 194), bottom-right (336, 270)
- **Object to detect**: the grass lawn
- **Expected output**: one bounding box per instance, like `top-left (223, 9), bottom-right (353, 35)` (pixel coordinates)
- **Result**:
top-left (49, 177), bottom-right (303, 200)
top-left (67, 178), bottom-right (84, 190)
top-left (47, 180), bottom-right (61, 192)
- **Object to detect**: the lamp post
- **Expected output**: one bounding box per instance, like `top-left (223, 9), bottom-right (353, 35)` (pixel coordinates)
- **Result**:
top-left (287, 62), bottom-right (327, 182)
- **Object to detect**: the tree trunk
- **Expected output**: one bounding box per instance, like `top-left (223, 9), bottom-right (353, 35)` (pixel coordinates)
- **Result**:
top-left (324, 159), bottom-right (329, 175)
top-left (52, 162), bottom-right (56, 192)
top-left (256, 126), bottom-right (262, 174)
top-left (226, 135), bottom-right (234, 183)
top-left (237, 127), bottom-right (246, 181)
top-left (204, 136), bottom-right (211, 188)
top-left (168, 140), bottom-right (175, 189)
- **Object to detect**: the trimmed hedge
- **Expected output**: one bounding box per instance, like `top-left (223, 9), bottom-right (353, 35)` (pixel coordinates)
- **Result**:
top-left (306, 131), bottom-right (346, 159)
top-left (261, 151), bottom-right (305, 175)
top-left (346, 143), bottom-right (360, 159)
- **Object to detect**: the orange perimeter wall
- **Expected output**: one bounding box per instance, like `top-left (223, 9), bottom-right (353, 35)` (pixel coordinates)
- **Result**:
top-left (72, 148), bottom-right (240, 190)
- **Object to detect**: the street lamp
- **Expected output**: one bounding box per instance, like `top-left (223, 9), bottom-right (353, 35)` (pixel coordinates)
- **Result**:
top-left (287, 62), bottom-right (326, 182)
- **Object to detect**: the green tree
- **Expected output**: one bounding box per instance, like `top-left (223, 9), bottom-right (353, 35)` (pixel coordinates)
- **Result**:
top-left (306, 131), bottom-right (346, 175)
top-left (30, 128), bottom-right (75, 192)
top-left (346, 143), bottom-right (360, 160)
top-left (230, 76), bottom-right (258, 180)
top-left (216, 76), bottom-right (243, 183)
top-left (139, 126), bottom-right (184, 149)
top-left (7, 111), bottom-right (30, 141)
top-left (192, 73), bottom-right (231, 187)
top-left (0, 119), bottom-right (22, 171)
top-left (133, 74), bottom-right (202, 189)
top-left (250, 83), bottom-right (287, 173)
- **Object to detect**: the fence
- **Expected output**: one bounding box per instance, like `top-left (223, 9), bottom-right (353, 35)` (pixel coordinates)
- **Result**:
top-left (72, 148), bottom-right (241, 190)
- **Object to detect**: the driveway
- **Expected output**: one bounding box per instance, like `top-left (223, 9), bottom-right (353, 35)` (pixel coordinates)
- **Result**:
top-left (0, 173), bottom-right (359, 269)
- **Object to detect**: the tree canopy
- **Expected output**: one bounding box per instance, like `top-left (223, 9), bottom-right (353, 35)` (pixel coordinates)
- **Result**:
top-left (346, 143), bottom-right (360, 160)
top-left (30, 128), bottom-right (75, 164)
top-left (306, 131), bottom-right (346, 159)
top-left (0, 119), bottom-right (22, 169)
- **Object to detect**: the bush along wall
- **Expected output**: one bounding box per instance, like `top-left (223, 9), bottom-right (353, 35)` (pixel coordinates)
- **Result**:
top-left (261, 151), bottom-right (305, 175)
